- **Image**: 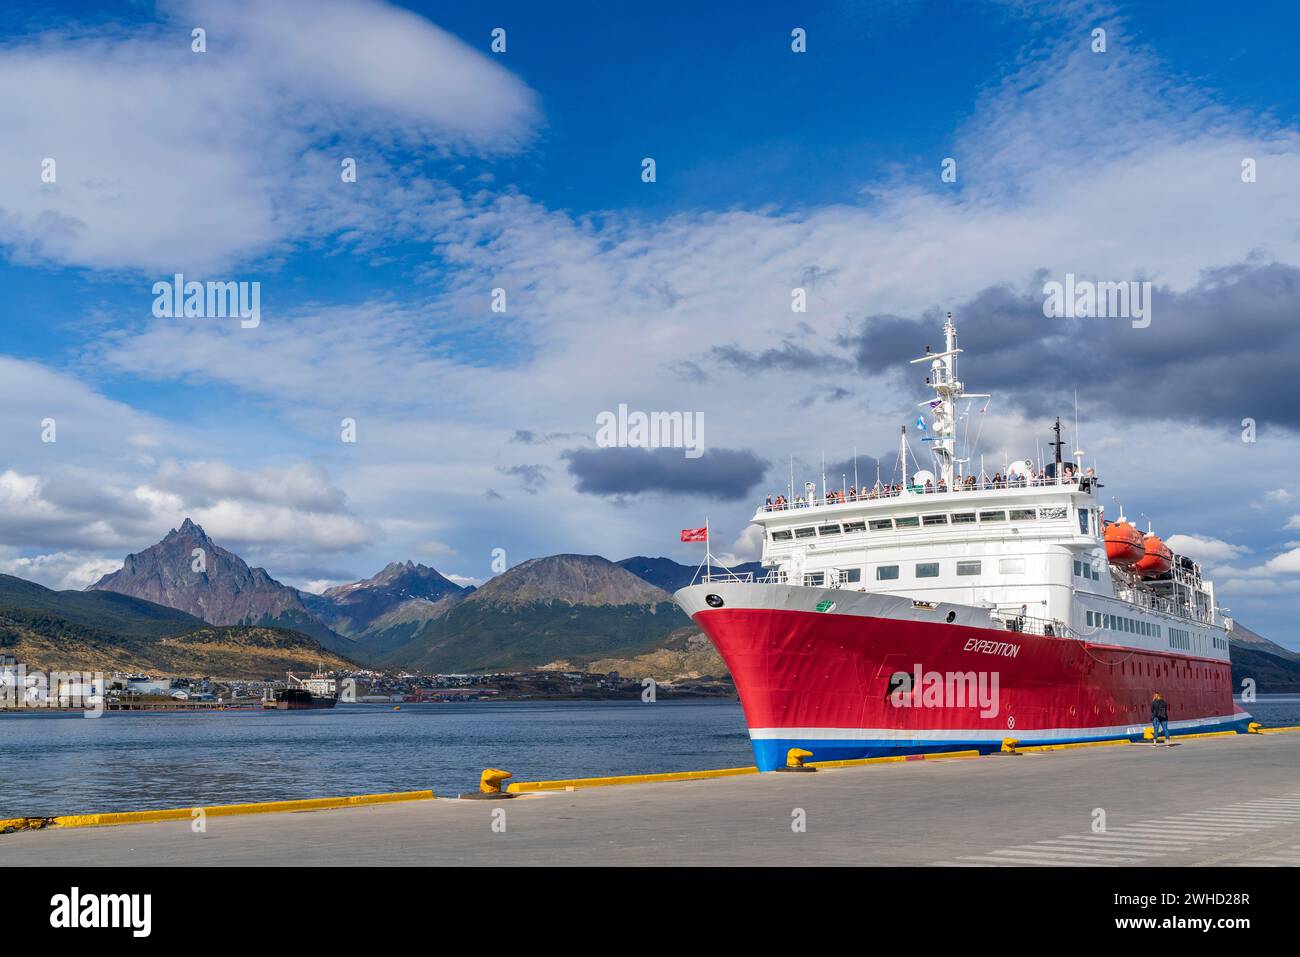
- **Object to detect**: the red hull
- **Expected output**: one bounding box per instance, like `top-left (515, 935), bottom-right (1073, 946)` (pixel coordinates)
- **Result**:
top-left (692, 605), bottom-right (1244, 768)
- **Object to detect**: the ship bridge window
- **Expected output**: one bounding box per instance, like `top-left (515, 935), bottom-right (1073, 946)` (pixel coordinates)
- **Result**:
top-left (795, 526), bottom-right (817, 539)
top-left (895, 516), bottom-right (921, 528)
top-left (876, 565), bottom-right (900, 581)
top-left (1039, 506), bottom-right (1067, 520)
top-left (951, 512), bottom-right (976, 524)
top-left (1010, 509), bottom-right (1037, 521)
top-left (922, 514), bottom-right (948, 526)
top-left (771, 529), bottom-right (793, 541)
top-left (956, 560), bottom-right (981, 576)
top-left (843, 568), bottom-right (862, 583)
top-left (915, 562), bottom-right (940, 578)
top-left (818, 524), bottom-right (842, 536)
top-left (842, 520), bottom-right (866, 533)
top-left (998, 558), bottom-right (1026, 574)
top-left (1079, 509), bottom-right (1090, 534)
top-left (979, 510), bottom-right (1006, 523)
top-left (868, 519), bottom-right (894, 531)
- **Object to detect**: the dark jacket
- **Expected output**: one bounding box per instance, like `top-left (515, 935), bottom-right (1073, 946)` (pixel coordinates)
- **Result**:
top-left (1151, 698), bottom-right (1169, 721)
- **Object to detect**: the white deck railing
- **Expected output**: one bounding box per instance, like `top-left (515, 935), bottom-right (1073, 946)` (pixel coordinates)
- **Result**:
top-left (760, 475), bottom-right (1097, 512)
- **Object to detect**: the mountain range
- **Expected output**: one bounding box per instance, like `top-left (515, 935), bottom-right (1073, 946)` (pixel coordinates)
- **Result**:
top-left (81, 519), bottom-right (714, 675)
top-left (5, 518), bottom-right (1298, 688)
top-left (0, 574), bottom-right (356, 677)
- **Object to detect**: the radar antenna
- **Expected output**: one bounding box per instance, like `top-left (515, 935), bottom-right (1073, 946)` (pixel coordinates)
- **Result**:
top-left (910, 312), bottom-right (988, 489)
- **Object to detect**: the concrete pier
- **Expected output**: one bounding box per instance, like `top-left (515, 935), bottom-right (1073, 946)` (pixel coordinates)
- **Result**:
top-left (4, 733), bottom-right (1299, 866)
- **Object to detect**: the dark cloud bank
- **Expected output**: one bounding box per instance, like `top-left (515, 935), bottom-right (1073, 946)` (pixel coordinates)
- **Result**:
top-left (562, 447), bottom-right (767, 501)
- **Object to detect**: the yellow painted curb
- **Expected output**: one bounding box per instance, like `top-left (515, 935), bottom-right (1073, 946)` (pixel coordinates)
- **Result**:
top-left (1019, 738), bottom-right (1133, 753)
top-left (507, 766), bottom-right (758, 793)
top-left (807, 749), bottom-right (981, 769)
top-left (1257, 725), bottom-right (1300, 734)
top-left (1171, 730), bottom-right (1238, 741)
top-left (7, 790), bottom-right (435, 832)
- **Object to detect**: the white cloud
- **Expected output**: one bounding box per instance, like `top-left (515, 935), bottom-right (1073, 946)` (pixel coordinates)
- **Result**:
top-left (0, 0), bottom-right (539, 272)
top-left (1165, 534), bottom-right (1249, 565)
top-left (150, 460), bottom-right (347, 512)
top-left (0, 551), bottom-right (121, 591)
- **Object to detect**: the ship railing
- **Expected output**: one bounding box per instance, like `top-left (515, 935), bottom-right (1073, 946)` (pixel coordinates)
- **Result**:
top-left (699, 570), bottom-right (754, 583)
top-left (992, 613), bottom-right (1075, 640)
top-left (699, 570), bottom-right (788, 585)
top-left (1111, 584), bottom-right (1215, 625)
top-left (760, 475), bottom-right (1097, 511)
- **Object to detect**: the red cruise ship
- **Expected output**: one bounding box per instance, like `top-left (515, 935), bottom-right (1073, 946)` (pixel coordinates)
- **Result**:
top-left (675, 314), bottom-right (1250, 771)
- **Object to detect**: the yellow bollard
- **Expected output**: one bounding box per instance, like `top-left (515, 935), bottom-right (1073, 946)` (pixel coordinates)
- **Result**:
top-left (459, 768), bottom-right (516, 799)
top-left (998, 738), bottom-right (1020, 755)
top-left (1248, 722), bottom-right (1263, 734)
top-left (786, 748), bottom-right (812, 768)
top-left (1143, 727), bottom-right (1155, 742)
top-left (774, 747), bottom-right (817, 772)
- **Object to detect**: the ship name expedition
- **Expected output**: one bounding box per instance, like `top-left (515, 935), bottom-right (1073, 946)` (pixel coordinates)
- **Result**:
top-left (963, 638), bottom-right (1021, 658)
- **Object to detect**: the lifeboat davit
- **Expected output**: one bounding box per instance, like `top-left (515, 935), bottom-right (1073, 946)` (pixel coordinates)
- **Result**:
top-left (1134, 534), bottom-right (1173, 578)
top-left (1104, 522), bottom-right (1144, 566)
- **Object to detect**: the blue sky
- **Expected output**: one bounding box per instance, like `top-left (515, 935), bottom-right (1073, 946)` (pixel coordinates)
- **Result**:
top-left (2, 0), bottom-right (1300, 649)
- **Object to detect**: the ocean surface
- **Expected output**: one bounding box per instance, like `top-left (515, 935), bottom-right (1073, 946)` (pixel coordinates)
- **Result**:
top-left (1, 696), bottom-right (1295, 818)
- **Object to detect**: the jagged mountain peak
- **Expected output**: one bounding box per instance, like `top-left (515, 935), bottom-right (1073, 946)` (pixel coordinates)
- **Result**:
top-left (164, 517), bottom-right (209, 543)
top-left (85, 523), bottom-right (351, 655)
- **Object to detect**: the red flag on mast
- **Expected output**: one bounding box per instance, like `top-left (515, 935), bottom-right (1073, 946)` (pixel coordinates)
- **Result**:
top-left (680, 527), bottom-right (707, 542)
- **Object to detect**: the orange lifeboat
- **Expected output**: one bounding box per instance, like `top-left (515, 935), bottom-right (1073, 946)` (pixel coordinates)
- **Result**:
top-left (1134, 534), bottom-right (1173, 578)
top-left (1104, 521), bottom-right (1144, 566)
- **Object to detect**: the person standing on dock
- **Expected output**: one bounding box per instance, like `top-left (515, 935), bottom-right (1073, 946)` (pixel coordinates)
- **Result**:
top-left (1151, 693), bottom-right (1170, 745)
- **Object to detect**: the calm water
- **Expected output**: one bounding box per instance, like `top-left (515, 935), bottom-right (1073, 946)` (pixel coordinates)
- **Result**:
top-left (0, 700), bottom-right (753, 817)
top-left (1, 696), bottom-right (1295, 818)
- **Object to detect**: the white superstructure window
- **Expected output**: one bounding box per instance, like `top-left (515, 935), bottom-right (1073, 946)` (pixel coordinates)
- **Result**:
top-left (979, 510), bottom-right (1006, 523)
top-left (998, 558), bottom-right (1026, 574)
top-left (771, 529), bottom-right (793, 541)
top-left (876, 565), bottom-right (900, 581)
top-left (1009, 509), bottom-right (1037, 521)
top-left (842, 520), bottom-right (866, 532)
top-left (956, 560), bottom-right (981, 576)
top-left (803, 572), bottom-right (825, 587)
top-left (895, 516), bottom-right (920, 528)
top-left (795, 526), bottom-right (816, 539)
top-left (951, 512), bottom-right (976, 524)
top-left (922, 514), bottom-right (948, 526)
top-left (868, 519), bottom-right (893, 531)
top-left (915, 562), bottom-right (940, 578)
top-left (817, 524), bottom-right (842, 536)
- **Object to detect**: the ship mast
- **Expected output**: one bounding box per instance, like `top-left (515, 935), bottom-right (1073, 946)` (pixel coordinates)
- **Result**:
top-left (911, 312), bottom-right (987, 490)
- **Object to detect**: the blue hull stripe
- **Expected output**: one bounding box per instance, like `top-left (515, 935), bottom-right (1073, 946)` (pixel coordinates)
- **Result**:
top-left (750, 715), bottom-right (1255, 771)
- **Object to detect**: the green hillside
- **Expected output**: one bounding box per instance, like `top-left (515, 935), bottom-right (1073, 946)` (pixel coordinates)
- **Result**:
top-left (379, 599), bottom-right (689, 673)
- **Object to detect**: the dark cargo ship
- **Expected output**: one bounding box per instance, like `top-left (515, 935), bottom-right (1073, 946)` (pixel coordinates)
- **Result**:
top-left (263, 671), bottom-right (338, 710)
